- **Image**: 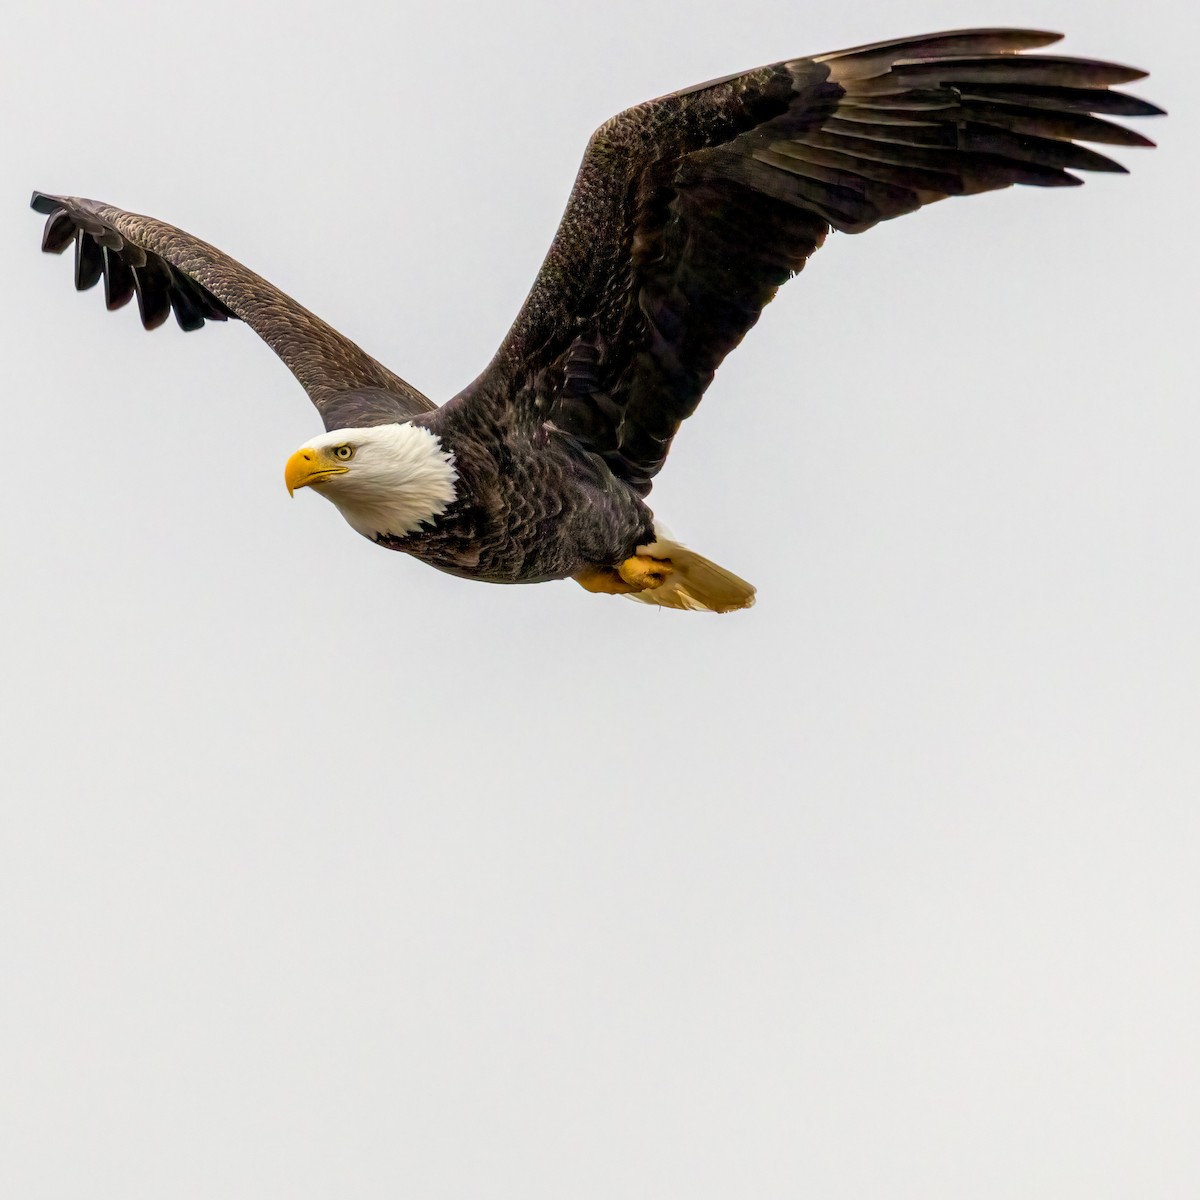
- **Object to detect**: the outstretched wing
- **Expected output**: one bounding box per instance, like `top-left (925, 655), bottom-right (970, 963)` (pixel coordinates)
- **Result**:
top-left (460, 28), bottom-right (1160, 495)
top-left (30, 193), bottom-right (434, 427)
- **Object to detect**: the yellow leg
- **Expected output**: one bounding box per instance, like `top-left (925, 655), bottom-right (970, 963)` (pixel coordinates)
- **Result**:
top-left (574, 565), bottom-right (638, 595)
top-left (575, 554), bottom-right (674, 596)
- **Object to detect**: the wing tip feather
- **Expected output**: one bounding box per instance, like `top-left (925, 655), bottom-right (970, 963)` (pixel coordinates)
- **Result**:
top-left (30, 190), bottom-right (60, 215)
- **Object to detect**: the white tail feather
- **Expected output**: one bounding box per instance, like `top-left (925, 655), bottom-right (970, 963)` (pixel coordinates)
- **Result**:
top-left (625, 537), bottom-right (756, 613)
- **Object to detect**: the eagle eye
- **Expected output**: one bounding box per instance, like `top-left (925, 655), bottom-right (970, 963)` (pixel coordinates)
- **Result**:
top-left (333, 445), bottom-right (354, 461)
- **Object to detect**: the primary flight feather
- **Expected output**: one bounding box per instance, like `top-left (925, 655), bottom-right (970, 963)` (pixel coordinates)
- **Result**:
top-left (31, 27), bottom-right (1160, 612)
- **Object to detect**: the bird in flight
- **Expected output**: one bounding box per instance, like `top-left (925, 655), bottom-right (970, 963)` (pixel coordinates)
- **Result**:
top-left (32, 28), bottom-right (1159, 612)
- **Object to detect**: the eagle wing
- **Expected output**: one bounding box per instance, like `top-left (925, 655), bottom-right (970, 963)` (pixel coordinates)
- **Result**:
top-left (30, 193), bottom-right (434, 427)
top-left (459, 28), bottom-right (1160, 495)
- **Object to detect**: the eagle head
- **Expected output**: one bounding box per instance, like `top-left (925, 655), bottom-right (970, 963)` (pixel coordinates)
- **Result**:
top-left (284, 424), bottom-right (458, 540)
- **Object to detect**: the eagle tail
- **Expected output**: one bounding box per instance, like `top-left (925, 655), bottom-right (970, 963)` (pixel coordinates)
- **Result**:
top-left (625, 533), bottom-right (756, 613)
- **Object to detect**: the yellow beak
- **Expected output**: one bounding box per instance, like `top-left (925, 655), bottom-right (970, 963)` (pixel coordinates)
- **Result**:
top-left (285, 448), bottom-right (349, 496)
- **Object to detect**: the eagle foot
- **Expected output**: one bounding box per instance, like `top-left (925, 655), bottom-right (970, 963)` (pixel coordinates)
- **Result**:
top-left (574, 555), bottom-right (674, 596)
top-left (618, 554), bottom-right (674, 591)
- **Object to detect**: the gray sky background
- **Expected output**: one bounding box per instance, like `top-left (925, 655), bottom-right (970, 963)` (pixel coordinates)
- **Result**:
top-left (2, 1), bottom-right (1196, 1196)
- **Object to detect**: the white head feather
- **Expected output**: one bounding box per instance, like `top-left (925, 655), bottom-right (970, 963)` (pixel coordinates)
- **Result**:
top-left (297, 424), bottom-right (458, 540)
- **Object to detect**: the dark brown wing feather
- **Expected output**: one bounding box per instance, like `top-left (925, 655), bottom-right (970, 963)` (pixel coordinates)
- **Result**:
top-left (459, 28), bottom-right (1160, 495)
top-left (31, 194), bottom-right (434, 426)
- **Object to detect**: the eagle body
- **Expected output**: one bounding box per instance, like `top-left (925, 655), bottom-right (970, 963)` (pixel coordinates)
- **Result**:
top-left (31, 28), bottom-right (1161, 612)
top-left (394, 406), bottom-right (656, 586)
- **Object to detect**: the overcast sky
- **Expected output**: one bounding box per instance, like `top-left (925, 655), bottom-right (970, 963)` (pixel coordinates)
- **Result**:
top-left (1, 1), bottom-right (1196, 1196)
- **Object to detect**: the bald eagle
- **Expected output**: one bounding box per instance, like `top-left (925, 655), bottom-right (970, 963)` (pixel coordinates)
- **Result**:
top-left (32, 28), bottom-right (1159, 612)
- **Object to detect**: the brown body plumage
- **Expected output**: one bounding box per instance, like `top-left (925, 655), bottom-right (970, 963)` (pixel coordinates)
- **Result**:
top-left (31, 28), bottom-right (1161, 609)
